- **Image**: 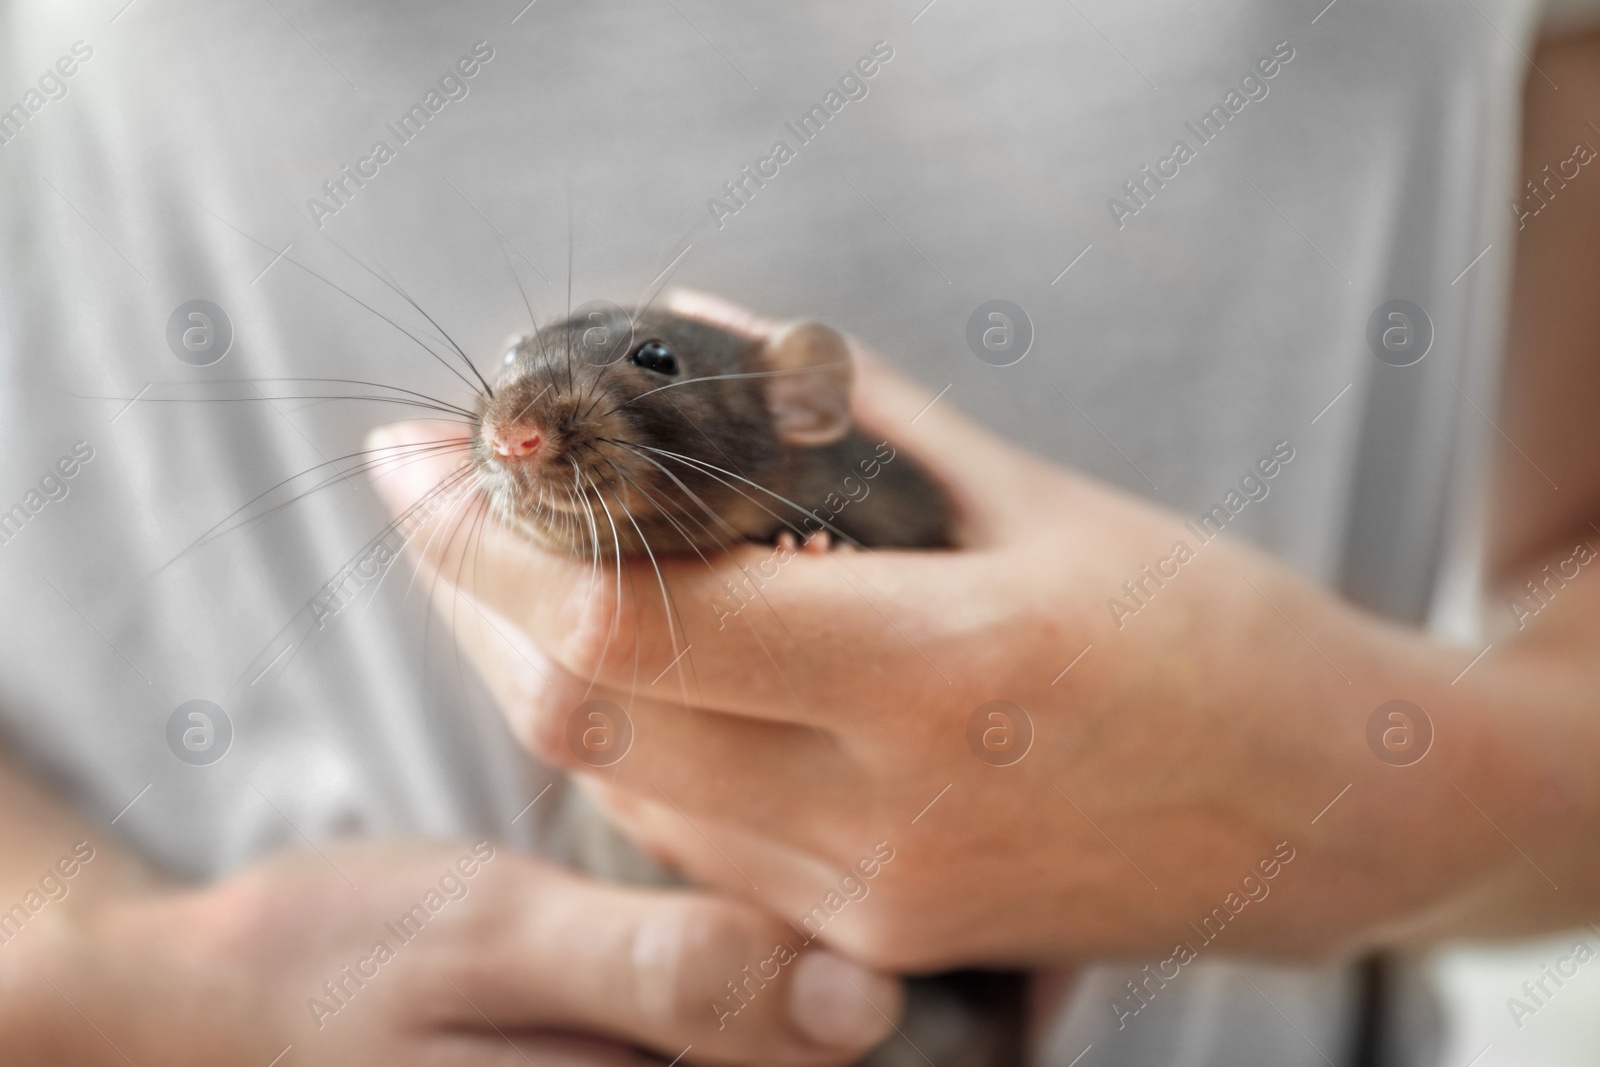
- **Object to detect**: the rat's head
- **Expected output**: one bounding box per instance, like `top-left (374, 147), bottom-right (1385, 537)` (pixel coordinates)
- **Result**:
top-left (473, 306), bottom-right (853, 556)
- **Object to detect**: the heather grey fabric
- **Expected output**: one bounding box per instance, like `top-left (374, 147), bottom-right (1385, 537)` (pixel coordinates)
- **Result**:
top-left (0, 0), bottom-right (1582, 1062)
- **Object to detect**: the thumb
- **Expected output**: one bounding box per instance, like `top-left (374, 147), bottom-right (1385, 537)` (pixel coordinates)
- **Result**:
top-left (472, 862), bottom-right (907, 1065)
top-left (363, 421), bottom-right (476, 538)
top-left (363, 419), bottom-right (522, 601)
top-left (362, 420), bottom-right (618, 648)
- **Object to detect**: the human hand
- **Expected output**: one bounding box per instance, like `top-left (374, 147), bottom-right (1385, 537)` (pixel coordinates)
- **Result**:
top-left (4, 838), bottom-right (902, 1065)
top-left (368, 294), bottom-right (1597, 972)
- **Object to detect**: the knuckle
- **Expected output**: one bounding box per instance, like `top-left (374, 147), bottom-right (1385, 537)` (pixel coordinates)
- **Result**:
top-left (186, 869), bottom-right (292, 964)
top-left (624, 899), bottom-right (758, 1032)
top-left (511, 672), bottom-right (587, 769)
top-left (516, 710), bottom-right (568, 769)
top-left (557, 577), bottom-right (635, 682)
top-left (819, 906), bottom-right (926, 974)
top-left (832, 931), bottom-right (918, 974)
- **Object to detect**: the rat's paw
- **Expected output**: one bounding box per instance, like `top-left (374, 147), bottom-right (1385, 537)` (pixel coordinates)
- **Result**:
top-left (775, 528), bottom-right (850, 553)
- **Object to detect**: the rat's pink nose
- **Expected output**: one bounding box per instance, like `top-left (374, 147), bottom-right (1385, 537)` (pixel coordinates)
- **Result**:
top-left (489, 423), bottom-right (543, 460)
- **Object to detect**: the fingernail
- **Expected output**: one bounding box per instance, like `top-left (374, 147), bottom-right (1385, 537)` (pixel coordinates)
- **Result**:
top-left (787, 950), bottom-right (900, 1048)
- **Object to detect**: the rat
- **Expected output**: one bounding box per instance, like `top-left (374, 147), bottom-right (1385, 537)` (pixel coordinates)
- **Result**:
top-left (471, 304), bottom-right (950, 558)
top-left (470, 302), bottom-right (1029, 1067)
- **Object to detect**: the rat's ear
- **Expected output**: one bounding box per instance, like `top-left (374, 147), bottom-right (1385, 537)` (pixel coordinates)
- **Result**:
top-left (757, 322), bottom-right (854, 446)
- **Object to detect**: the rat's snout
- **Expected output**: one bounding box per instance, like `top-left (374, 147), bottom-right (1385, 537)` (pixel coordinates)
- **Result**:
top-left (481, 361), bottom-right (572, 470)
top-left (488, 421), bottom-right (543, 460)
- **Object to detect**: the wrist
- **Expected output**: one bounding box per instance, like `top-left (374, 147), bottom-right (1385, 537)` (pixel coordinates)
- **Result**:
top-left (1159, 545), bottom-right (1578, 950)
top-left (1428, 645), bottom-right (1600, 939)
top-left (1244, 556), bottom-right (1600, 946)
top-left (0, 895), bottom-right (115, 1066)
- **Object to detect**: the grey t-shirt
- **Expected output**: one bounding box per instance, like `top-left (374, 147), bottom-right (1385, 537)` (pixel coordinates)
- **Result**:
top-left (0, 0), bottom-right (1576, 1062)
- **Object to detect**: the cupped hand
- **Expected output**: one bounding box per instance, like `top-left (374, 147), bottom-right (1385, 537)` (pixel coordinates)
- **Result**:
top-left (366, 292), bottom-right (1568, 972)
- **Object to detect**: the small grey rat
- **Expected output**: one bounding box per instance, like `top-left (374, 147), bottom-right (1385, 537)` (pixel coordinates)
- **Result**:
top-left (472, 301), bottom-right (1025, 1067)
top-left (472, 303), bottom-right (950, 557)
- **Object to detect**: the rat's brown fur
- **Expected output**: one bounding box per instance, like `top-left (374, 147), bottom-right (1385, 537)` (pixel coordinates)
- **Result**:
top-left (474, 308), bottom-right (949, 557)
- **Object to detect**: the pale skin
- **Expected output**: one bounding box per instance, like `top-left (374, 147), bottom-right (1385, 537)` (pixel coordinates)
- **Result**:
top-left (366, 31), bottom-right (1600, 976)
top-left (2, 29), bottom-right (1599, 1066)
top-left (0, 744), bottom-right (902, 1065)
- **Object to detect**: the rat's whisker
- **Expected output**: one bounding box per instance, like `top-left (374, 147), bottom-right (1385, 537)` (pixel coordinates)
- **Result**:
top-left (564, 193), bottom-right (578, 401)
top-left (347, 464), bottom-right (480, 619)
top-left (599, 363), bottom-right (852, 419)
top-left (356, 465), bottom-right (484, 628)
top-left (90, 392), bottom-right (477, 420)
top-left (559, 480), bottom-right (585, 577)
top-left (595, 480), bottom-right (664, 701)
top-left (646, 444), bottom-right (864, 547)
top-left (593, 468), bottom-right (702, 710)
top-left (446, 481), bottom-right (495, 702)
top-left (572, 458), bottom-right (604, 595)
top-left (592, 448), bottom-right (809, 723)
top-left (493, 234), bottom-right (544, 340)
top-left (505, 382), bottom-right (555, 433)
top-left (70, 377), bottom-right (479, 420)
top-left (417, 474), bottom-right (483, 678)
top-left (592, 445), bottom-right (739, 561)
top-left (226, 462), bottom-right (478, 690)
top-left (594, 449), bottom-right (825, 737)
top-left (188, 200), bottom-right (489, 401)
top-left (632, 443), bottom-right (863, 548)
top-left (574, 370), bottom-right (611, 426)
top-left (662, 394), bottom-right (744, 477)
top-left (401, 464), bottom-right (488, 614)
top-left (597, 441), bottom-right (748, 548)
top-left (318, 230), bottom-right (495, 400)
top-left (240, 377), bottom-right (482, 419)
top-left (163, 439), bottom-right (473, 568)
top-left (580, 467), bottom-right (629, 698)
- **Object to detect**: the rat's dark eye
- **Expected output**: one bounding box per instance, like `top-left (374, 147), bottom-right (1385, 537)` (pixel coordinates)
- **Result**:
top-left (630, 340), bottom-right (679, 376)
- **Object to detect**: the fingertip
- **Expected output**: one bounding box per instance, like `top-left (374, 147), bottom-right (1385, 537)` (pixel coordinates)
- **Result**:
top-left (364, 419), bottom-right (470, 453)
top-left (663, 288), bottom-right (780, 340)
top-left (787, 950), bottom-right (903, 1052)
top-left (362, 420), bottom-right (476, 516)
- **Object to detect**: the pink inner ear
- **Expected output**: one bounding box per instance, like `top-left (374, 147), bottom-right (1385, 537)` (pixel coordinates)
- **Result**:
top-left (775, 400), bottom-right (845, 439)
top-left (761, 322), bottom-right (855, 447)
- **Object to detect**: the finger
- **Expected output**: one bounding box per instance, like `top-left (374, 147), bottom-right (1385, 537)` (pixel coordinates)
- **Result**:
top-left (367, 422), bottom-right (866, 725)
top-left (440, 859), bottom-right (903, 1066)
top-left (427, 1032), bottom-right (666, 1067)
top-left (662, 287), bottom-right (783, 339)
top-left (476, 652), bottom-right (860, 850)
top-left (367, 421), bottom-right (1026, 724)
top-left (577, 780), bottom-right (888, 936)
top-left (365, 298), bottom-right (1084, 718)
top-left (847, 344), bottom-right (1195, 554)
top-left (846, 350), bottom-right (1062, 540)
